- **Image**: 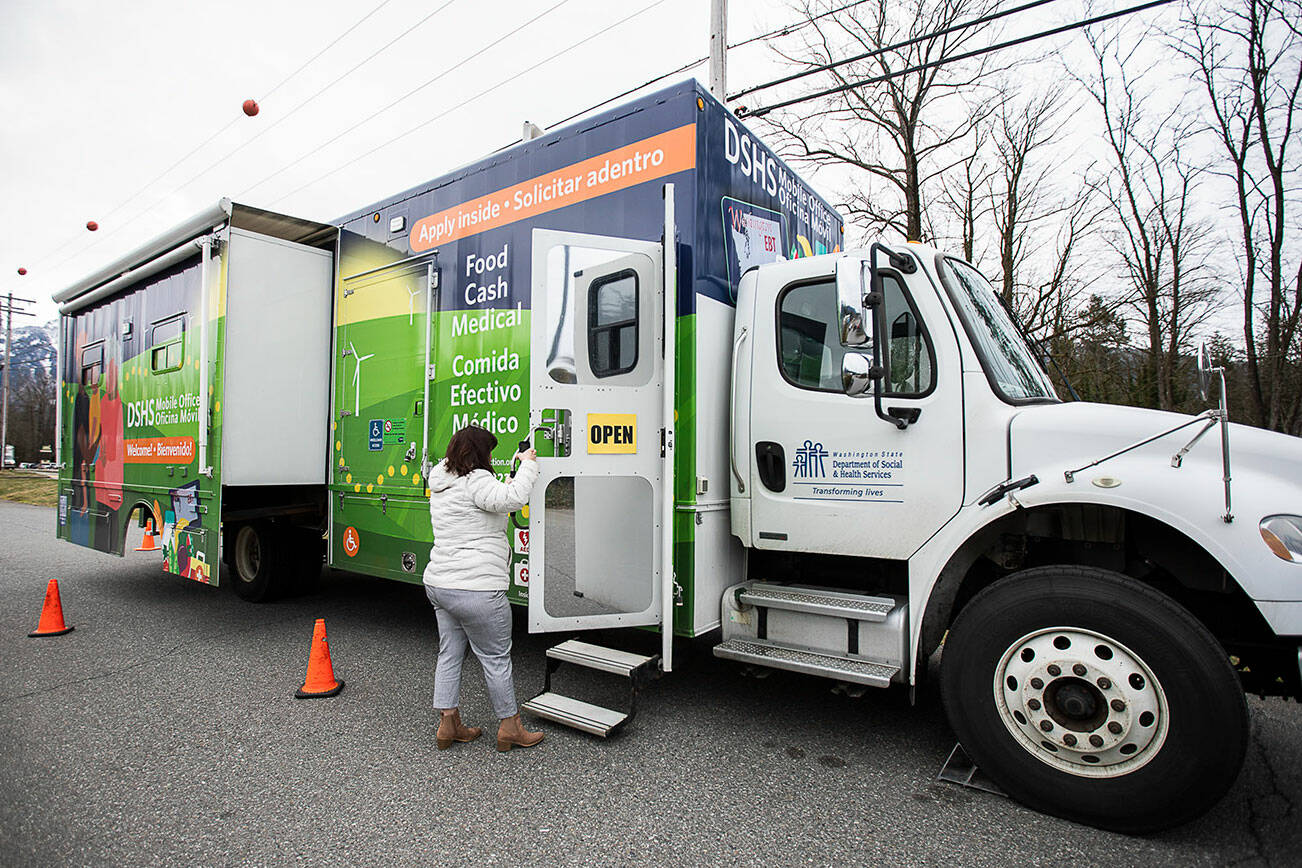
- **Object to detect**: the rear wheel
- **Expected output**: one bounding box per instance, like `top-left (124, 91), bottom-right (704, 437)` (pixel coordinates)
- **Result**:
top-left (229, 522), bottom-right (289, 602)
top-left (941, 566), bottom-right (1247, 833)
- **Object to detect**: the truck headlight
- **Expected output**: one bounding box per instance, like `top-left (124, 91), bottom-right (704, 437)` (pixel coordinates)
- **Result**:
top-left (1259, 515), bottom-right (1302, 563)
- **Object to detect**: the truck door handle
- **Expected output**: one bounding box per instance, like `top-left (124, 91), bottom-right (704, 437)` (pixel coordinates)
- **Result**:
top-left (755, 442), bottom-right (786, 492)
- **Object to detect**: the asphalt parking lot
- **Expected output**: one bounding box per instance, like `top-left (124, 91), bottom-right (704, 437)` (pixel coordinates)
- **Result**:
top-left (3, 499), bottom-right (1300, 866)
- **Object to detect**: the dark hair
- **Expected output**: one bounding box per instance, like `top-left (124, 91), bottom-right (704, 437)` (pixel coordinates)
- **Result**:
top-left (444, 425), bottom-right (497, 476)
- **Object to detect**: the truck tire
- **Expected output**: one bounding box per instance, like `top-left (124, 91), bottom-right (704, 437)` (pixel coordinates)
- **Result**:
top-left (229, 522), bottom-right (290, 602)
top-left (940, 566), bottom-right (1247, 833)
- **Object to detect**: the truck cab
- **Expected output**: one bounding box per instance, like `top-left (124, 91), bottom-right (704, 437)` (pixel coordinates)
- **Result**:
top-left (724, 240), bottom-right (1302, 832)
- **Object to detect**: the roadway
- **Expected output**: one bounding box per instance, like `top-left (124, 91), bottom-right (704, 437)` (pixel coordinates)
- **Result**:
top-left (1, 499), bottom-right (1299, 866)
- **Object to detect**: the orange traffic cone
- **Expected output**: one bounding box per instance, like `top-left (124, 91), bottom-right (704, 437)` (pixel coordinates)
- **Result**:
top-left (295, 618), bottom-right (344, 698)
top-left (28, 579), bottom-right (74, 637)
top-left (135, 518), bottom-right (160, 552)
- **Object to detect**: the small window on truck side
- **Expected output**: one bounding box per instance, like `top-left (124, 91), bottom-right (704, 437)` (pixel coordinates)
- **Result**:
top-left (776, 276), bottom-right (935, 396)
top-left (588, 270), bottom-right (638, 378)
top-left (149, 314), bottom-right (185, 374)
top-left (80, 343), bottom-right (103, 387)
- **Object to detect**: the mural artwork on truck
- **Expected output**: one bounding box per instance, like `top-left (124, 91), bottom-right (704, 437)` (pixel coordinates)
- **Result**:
top-left (57, 252), bottom-right (226, 585)
top-left (329, 84), bottom-right (841, 628)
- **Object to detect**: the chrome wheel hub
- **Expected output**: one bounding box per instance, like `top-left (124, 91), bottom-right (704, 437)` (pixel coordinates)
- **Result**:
top-left (994, 626), bottom-right (1168, 778)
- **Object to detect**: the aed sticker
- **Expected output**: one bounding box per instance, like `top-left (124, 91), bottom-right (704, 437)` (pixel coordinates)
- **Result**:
top-left (587, 413), bottom-right (637, 454)
top-left (513, 528), bottom-right (529, 555)
top-left (513, 560), bottom-right (529, 586)
top-left (343, 526), bottom-right (360, 557)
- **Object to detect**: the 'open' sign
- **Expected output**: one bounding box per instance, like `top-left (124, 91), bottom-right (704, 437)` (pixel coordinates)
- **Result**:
top-left (586, 414), bottom-right (637, 454)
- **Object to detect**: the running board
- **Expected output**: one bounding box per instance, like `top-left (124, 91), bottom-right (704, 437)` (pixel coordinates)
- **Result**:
top-left (739, 584), bottom-right (896, 622)
top-left (714, 638), bottom-right (899, 688)
top-left (523, 639), bottom-right (661, 738)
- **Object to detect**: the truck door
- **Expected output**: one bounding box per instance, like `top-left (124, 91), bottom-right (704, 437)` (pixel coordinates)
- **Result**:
top-left (331, 253), bottom-right (439, 577)
top-left (526, 229), bottom-right (664, 631)
top-left (742, 254), bottom-right (964, 559)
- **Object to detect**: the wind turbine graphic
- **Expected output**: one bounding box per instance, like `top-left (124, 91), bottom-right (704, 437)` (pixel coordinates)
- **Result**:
top-left (350, 342), bottom-right (376, 416)
top-left (407, 284), bottom-right (422, 326)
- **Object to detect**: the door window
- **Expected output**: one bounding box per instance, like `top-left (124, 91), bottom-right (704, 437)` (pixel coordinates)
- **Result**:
top-left (777, 275), bottom-right (934, 396)
top-left (588, 270), bottom-right (638, 378)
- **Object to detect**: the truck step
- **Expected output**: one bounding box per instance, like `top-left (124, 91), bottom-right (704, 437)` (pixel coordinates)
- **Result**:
top-left (546, 639), bottom-right (658, 677)
top-left (713, 638), bottom-right (899, 688)
top-left (522, 691), bottom-right (629, 737)
top-left (739, 583), bottom-right (897, 622)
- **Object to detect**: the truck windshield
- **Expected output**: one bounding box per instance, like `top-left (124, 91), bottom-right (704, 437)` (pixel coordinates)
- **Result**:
top-left (939, 257), bottom-right (1057, 403)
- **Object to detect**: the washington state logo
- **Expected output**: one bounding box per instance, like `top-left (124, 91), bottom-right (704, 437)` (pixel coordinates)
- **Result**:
top-left (792, 440), bottom-right (828, 479)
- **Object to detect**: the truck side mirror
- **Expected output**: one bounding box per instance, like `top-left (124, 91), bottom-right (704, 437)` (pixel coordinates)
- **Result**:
top-left (842, 352), bottom-right (873, 397)
top-left (835, 257), bottom-right (871, 348)
top-left (1197, 341), bottom-right (1212, 403)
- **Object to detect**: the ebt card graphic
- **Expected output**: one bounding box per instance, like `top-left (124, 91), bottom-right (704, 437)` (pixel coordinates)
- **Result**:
top-left (722, 197), bottom-right (785, 301)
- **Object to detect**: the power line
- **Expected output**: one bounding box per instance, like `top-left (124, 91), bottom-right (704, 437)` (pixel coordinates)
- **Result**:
top-left (266, 0), bottom-right (673, 208)
top-left (151, 0), bottom-right (462, 211)
top-left (542, 56), bottom-right (708, 134)
top-left (240, 0), bottom-right (575, 200)
top-left (43, 0), bottom-right (460, 282)
top-left (25, 0), bottom-right (398, 274)
top-left (259, 0), bottom-right (398, 104)
top-left (730, 0), bottom-right (876, 51)
top-left (730, 0), bottom-right (1066, 102)
top-left (739, 0), bottom-right (1180, 117)
top-left (536, 0), bottom-right (875, 135)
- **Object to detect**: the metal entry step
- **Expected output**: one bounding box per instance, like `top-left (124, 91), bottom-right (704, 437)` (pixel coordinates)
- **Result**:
top-left (523, 639), bottom-right (661, 738)
top-left (546, 639), bottom-right (657, 677)
top-left (739, 583), bottom-right (897, 622)
top-left (714, 638), bottom-right (899, 688)
top-left (522, 692), bottom-right (628, 737)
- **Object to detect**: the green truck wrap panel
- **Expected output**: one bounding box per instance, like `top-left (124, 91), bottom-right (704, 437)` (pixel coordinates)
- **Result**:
top-left (329, 82), bottom-right (842, 635)
top-left (57, 248), bottom-right (226, 585)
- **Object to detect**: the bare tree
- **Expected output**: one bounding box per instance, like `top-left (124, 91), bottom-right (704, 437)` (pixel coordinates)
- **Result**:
top-left (12, 366), bottom-right (55, 463)
top-left (753, 0), bottom-right (1006, 242)
top-left (979, 86), bottom-right (1101, 350)
top-left (937, 141), bottom-right (990, 262)
top-left (1177, 0), bottom-right (1302, 431)
top-left (1079, 31), bottom-right (1220, 411)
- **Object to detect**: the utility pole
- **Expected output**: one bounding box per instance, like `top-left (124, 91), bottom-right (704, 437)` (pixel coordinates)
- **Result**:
top-left (0, 293), bottom-right (36, 468)
top-left (710, 0), bottom-right (728, 101)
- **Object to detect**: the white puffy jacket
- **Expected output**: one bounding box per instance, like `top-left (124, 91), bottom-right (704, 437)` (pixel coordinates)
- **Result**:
top-left (423, 457), bottom-right (538, 592)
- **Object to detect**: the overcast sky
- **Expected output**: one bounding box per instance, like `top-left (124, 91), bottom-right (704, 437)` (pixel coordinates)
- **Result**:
top-left (1, 0), bottom-right (1200, 330)
top-left (0, 0), bottom-right (803, 323)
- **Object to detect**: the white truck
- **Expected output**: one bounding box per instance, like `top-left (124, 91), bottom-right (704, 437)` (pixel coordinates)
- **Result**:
top-left (710, 242), bottom-right (1299, 832)
top-left (54, 82), bottom-right (1301, 833)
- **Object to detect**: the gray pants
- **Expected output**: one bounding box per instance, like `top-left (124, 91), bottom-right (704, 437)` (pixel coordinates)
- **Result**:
top-left (426, 586), bottom-right (518, 719)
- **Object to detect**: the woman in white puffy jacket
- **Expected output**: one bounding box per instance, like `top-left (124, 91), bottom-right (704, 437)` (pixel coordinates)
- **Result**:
top-left (424, 424), bottom-right (544, 752)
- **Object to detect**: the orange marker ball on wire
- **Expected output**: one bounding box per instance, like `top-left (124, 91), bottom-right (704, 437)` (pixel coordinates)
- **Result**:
top-left (86, 221), bottom-right (98, 231)
top-left (17, 267), bottom-right (26, 275)
top-left (242, 99), bottom-right (259, 117)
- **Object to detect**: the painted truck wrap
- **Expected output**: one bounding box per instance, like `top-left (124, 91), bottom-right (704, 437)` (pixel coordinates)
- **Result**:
top-left (327, 82), bottom-right (841, 634)
top-left (54, 203), bottom-right (337, 589)
top-left (58, 252), bottom-right (225, 584)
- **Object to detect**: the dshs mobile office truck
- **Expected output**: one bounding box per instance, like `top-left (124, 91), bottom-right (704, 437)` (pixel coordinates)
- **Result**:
top-left (53, 81), bottom-right (1302, 831)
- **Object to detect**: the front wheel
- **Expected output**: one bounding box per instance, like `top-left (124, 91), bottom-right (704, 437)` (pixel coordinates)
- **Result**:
top-left (941, 566), bottom-right (1247, 833)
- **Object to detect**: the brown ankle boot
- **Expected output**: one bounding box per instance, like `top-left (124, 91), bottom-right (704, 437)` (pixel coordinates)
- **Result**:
top-left (497, 713), bottom-right (544, 751)
top-left (436, 709), bottom-right (483, 750)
